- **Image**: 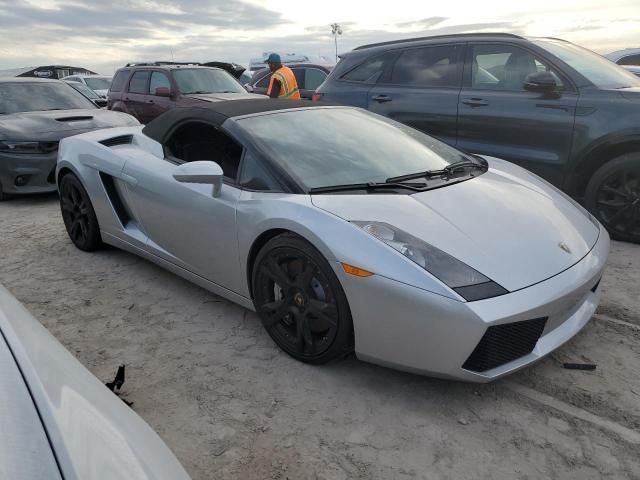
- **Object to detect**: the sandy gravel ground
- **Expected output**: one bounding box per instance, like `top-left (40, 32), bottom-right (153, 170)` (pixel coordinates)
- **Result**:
top-left (1, 194), bottom-right (639, 480)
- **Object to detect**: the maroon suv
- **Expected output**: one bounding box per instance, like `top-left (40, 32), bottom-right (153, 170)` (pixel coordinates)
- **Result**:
top-left (107, 63), bottom-right (256, 124)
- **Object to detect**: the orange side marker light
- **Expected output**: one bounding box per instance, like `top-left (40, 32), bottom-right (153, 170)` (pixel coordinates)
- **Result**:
top-left (341, 263), bottom-right (374, 277)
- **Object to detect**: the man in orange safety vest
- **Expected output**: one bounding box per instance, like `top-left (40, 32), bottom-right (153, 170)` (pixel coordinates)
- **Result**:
top-left (265, 53), bottom-right (301, 100)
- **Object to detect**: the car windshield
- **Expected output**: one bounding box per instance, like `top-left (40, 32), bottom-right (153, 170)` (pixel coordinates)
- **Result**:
top-left (237, 108), bottom-right (470, 190)
top-left (534, 39), bottom-right (640, 89)
top-left (0, 82), bottom-right (97, 114)
top-left (84, 77), bottom-right (111, 90)
top-left (174, 68), bottom-right (245, 94)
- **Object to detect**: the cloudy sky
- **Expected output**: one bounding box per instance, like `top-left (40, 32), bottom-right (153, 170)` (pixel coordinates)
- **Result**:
top-left (0, 0), bottom-right (638, 74)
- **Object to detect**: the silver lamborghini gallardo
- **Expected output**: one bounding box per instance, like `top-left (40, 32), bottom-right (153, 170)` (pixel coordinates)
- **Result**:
top-left (56, 99), bottom-right (609, 382)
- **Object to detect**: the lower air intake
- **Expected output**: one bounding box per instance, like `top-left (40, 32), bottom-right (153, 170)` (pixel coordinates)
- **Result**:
top-left (462, 317), bottom-right (547, 372)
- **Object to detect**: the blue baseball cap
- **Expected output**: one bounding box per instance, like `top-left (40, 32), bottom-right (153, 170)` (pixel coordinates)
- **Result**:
top-left (265, 53), bottom-right (281, 64)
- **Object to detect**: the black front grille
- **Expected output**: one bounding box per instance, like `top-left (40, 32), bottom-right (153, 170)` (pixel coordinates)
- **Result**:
top-left (462, 317), bottom-right (547, 372)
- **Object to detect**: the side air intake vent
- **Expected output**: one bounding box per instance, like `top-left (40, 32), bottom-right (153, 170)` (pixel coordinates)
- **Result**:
top-left (99, 172), bottom-right (131, 226)
top-left (462, 317), bottom-right (547, 373)
top-left (100, 135), bottom-right (133, 148)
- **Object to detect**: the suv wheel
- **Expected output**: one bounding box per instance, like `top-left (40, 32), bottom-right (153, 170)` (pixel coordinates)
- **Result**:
top-left (585, 153), bottom-right (640, 243)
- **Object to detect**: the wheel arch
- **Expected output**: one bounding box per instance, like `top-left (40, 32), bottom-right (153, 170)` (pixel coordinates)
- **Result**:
top-left (245, 226), bottom-right (339, 301)
top-left (570, 134), bottom-right (640, 197)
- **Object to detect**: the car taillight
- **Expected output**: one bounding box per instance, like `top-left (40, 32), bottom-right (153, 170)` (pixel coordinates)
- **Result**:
top-left (312, 92), bottom-right (323, 102)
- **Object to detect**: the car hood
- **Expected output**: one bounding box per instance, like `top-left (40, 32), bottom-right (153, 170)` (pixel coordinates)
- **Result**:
top-left (0, 109), bottom-right (138, 140)
top-left (311, 157), bottom-right (600, 292)
top-left (184, 92), bottom-right (259, 102)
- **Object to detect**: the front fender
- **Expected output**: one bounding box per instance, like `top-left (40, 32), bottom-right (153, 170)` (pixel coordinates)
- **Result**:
top-left (236, 191), bottom-right (459, 301)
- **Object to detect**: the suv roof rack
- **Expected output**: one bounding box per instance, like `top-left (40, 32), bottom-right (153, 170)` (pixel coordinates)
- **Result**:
top-left (124, 61), bottom-right (201, 67)
top-left (354, 32), bottom-right (525, 51)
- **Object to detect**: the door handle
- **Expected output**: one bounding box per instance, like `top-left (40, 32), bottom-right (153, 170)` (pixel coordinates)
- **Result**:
top-left (372, 94), bottom-right (392, 103)
top-left (121, 173), bottom-right (138, 187)
top-left (462, 98), bottom-right (489, 107)
top-left (147, 99), bottom-right (154, 104)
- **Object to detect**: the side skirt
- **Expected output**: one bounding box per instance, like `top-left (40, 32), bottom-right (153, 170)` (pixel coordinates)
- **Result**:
top-left (102, 232), bottom-right (256, 311)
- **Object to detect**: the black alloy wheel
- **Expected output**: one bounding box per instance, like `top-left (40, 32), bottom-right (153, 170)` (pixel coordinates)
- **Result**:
top-left (586, 153), bottom-right (640, 243)
top-left (252, 233), bottom-right (353, 364)
top-left (59, 174), bottom-right (102, 251)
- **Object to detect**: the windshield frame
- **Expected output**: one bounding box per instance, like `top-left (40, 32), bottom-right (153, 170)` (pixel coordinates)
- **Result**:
top-left (173, 67), bottom-right (245, 95)
top-left (533, 39), bottom-right (640, 90)
top-left (234, 106), bottom-right (478, 194)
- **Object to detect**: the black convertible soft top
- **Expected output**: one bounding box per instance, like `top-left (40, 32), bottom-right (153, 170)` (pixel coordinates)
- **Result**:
top-left (142, 99), bottom-right (336, 144)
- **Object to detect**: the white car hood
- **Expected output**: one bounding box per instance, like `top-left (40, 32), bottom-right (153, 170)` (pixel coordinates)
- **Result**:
top-left (312, 158), bottom-right (600, 292)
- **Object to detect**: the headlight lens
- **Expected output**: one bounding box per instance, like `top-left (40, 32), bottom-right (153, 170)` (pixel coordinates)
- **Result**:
top-left (0, 141), bottom-right (58, 154)
top-left (353, 221), bottom-right (507, 301)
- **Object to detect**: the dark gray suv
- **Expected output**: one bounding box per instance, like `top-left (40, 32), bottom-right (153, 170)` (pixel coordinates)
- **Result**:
top-left (314, 33), bottom-right (640, 243)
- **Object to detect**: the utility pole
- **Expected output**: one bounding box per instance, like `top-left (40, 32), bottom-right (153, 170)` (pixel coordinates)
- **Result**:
top-left (331, 23), bottom-right (343, 63)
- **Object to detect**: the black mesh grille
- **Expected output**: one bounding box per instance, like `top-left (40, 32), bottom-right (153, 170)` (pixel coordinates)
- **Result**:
top-left (462, 317), bottom-right (547, 372)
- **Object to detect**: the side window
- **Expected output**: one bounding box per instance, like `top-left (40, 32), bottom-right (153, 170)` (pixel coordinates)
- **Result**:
top-left (341, 53), bottom-right (391, 83)
top-left (471, 44), bottom-right (563, 91)
top-left (164, 122), bottom-right (243, 180)
top-left (110, 69), bottom-right (130, 92)
top-left (149, 72), bottom-right (171, 95)
top-left (619, 54), bottom-right (640, 66)
top-left (239, 151), bottom-right (281, 191)
top-left (128, 71), bottom-right (150, 94)
top-left (255, 73), bottom-right (271, 89)
top-left (389, 45), bottom-right (462, 87)
top-left (292, 69), bottom-right (305, 89)
top-left (305, 69), bottom-right (327, 90)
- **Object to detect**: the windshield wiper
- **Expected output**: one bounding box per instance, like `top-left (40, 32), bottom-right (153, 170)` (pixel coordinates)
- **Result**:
top-left (309, 181), bottom-right (427, 194)
top-left (186, 91), bottom-right (213, 94)
top-left (386, 158), bottom-right (487, 183)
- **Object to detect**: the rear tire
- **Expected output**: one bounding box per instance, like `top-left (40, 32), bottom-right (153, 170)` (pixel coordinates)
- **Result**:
top-left (252, 233), bottom-right (353, 365)
top-left (585, 153), bottom-right (640, 243)
top-left (59, 174), bottom-right (103, 251)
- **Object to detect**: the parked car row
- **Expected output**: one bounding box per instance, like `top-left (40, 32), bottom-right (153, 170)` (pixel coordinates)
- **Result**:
top-left (313, 33), bottom-right (640, 243)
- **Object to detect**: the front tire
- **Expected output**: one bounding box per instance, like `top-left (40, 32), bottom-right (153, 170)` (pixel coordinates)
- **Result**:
top-left (252, 233), bottom-right (353, 365)
top-left (59, 174), bottom-right (103, 251)
top-left (585, 153), bottom-right (640, 243)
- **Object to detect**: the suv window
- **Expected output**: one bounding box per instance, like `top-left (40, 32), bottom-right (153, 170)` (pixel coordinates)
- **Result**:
top-left (305, 68), bottom-right (327, 90)
top-left (342, 54), bottom-right (391, 83)
top-left (619, 54), bottom-right (640, 66)
top-left (164, 121), bottom-right (243, 180)
top-left (471, 44), bottom-right (562, 91)
top-left (128, 71), bottom-right (150, 94)
top-left (149, 71), bottom-right (171, 95)
top-left (110, 69), bottom-right (130, 92)
top-left (389, 45), bottom-right (462, 87)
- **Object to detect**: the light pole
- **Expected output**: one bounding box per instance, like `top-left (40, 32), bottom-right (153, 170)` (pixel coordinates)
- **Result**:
top-left (331, 23), bottom-right (343, 63)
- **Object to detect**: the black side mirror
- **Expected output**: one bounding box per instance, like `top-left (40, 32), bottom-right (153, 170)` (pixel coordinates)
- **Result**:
top-left (524, 71), bottom-right (559, 93)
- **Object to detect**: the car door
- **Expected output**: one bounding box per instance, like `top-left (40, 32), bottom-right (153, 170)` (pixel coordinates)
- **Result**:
top-left (299, 67), bottom-right (328, 99)
top-left (367, 43), bottom-right (465, 146)
top-left (124, 70), bottom-right (152, 123)
top-left (146, 71), bottom-right (175, 122)
top-left (456, 43), bottom-right (578, 186)
top-left (121, 120), bottom-right (243, 292)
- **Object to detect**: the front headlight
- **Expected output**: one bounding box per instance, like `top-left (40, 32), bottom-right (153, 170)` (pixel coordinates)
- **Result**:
top-left (353, 221), bottom-right (507, 301)
top-left (0, 141), bottom-right (58, 154)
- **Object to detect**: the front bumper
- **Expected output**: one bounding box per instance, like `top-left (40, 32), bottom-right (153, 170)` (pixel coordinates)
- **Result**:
top-left (0, 151), bottom-right (58, 195)
top-left (339, 226), bottom-right (610, 382)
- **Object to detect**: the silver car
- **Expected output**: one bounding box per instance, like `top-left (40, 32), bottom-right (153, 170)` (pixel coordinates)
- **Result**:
top-left (0, 78), bottom-right (138, 200)
top-left (56, 100), bottom-right (609, 382)
top-left (0, 284), bottom-right (191, 480)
